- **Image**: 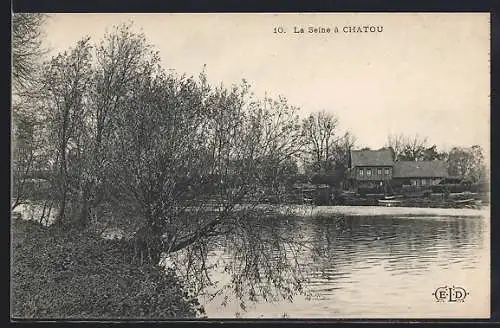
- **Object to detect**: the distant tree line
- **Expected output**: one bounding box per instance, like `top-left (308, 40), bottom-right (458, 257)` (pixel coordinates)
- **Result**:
top-left (386, 133), bottom-right (487, 183)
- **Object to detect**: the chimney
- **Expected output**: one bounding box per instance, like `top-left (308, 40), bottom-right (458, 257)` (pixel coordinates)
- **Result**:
top-left (347, 146), bottom-right (352, 168)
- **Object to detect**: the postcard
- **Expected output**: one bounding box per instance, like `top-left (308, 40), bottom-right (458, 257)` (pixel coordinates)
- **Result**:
top-left (11, 12), bottom-right (490, 319)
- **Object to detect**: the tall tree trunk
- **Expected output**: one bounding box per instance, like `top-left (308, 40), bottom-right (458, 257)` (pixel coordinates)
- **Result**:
top-left (57, 155), bottom-right (68, 226)
top-left (57, 187), bottom-right (67, 227)
top-left (76, 186), bottom-right (91, 229)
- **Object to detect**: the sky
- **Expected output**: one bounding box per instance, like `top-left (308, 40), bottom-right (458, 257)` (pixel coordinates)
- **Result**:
top-left (40, 13), bottom-right (490, 157)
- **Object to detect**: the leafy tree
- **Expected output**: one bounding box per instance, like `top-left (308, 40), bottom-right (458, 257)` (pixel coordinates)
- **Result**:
top-left (447, 145), bottom-right (487, 182)
top-left (422, 145), bottom-right (447, 161)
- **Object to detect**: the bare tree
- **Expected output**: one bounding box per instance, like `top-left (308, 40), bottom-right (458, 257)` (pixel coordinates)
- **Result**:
top-left (387, 133), bottom-right (405, 160)
top-left (71, 23), bottom-right (164, 228)
top-left (387, 133), bottom-right (429, 161)
top-left (331, 131), bottom-right (357, 169)
top-left (11, 14), bottom-right (49, 210)
top-left (401, 134), bottom-right (428, 161)
top-left (11, 110), bottom-right (42, 210)
top-left (301, 111), bottom-right (340, 173)
top-left (104, 70), bottom-right (305, 254)
top-left (246, 95), bottom-right (305, 200)
top-left (38, 37), bottom-right (94, 226)
top-left (12, 13), bottom-right (48, 93)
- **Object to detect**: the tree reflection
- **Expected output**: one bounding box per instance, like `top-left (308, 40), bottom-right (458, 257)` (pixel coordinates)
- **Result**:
top-left (164, 210), bottom-right (314, 310)
top-left (163, 213), bottom-right (485, 314)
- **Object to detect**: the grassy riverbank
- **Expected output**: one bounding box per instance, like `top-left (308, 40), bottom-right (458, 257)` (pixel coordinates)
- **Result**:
top-left (11, 218), bottom-right (204, 319)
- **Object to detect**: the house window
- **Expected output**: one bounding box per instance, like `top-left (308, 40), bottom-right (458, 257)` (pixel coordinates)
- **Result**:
top-left (421, 179), bottom-right (427, 186)
top-left (367, 169), bottom-right (371, 176)
top-left (377, 168), bottom-right (382, 176)
top-left (385, 168), bottom-right (390, 175)
top-left (359, 168), bottom-right (364, 176)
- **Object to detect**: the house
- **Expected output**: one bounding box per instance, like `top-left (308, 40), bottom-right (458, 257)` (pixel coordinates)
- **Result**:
top-left (347, 148), bottom-right (395, 191)
top-left (392, 160), bottom-right (448, 187)
top-left (346, 148), bottom-right (449, 194)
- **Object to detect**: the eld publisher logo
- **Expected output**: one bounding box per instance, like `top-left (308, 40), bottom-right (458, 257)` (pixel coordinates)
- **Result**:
top-left (433, 285), bottom-right (469, 302)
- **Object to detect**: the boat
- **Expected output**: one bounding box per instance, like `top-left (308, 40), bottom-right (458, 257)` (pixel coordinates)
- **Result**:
top-left (383, 195), bottom-right (403, 200)
top-left (378, 180), bottom-right (403, 207)
top-left (451, 198), bottom-right (482, 208)
top-left (453, 198), bottom-right (476, 204)
top-left (378, 199), bottom-right (403, 207)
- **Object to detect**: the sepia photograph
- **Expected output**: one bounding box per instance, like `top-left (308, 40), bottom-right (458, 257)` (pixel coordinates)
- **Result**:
top-left (11, 13), bottom-right (490, 319)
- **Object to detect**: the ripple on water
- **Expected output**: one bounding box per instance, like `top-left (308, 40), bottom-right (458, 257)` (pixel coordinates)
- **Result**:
top-left (202, 214), bottom-right (488, 318)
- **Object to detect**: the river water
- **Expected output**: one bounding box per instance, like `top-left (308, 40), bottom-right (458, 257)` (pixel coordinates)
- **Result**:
top-left (199, 213), bottom-right (490, 319)
top-left (12, 203), bottom-right (490, 318)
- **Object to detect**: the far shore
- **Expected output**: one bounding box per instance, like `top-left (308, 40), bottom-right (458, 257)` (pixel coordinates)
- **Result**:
top-left (12, 202), bottom-right (489, 227)
top-left (282, 205), bottom-right (489, 218)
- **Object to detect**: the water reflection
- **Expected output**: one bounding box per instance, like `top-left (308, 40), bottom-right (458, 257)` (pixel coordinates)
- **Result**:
top-left (305, 216), bottom-right (483, 280)
top-left (201, 214), bottom-right (488, 318)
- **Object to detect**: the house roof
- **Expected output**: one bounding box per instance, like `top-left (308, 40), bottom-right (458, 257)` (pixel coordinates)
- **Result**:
top-left (393, 160), bottom-right (448, 178)
top-left (350, 149), bottom-right (394, 167)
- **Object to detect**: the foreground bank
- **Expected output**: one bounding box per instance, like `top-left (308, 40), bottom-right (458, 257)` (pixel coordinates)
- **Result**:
top-left (11, 218), bottom-right (204, 319)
